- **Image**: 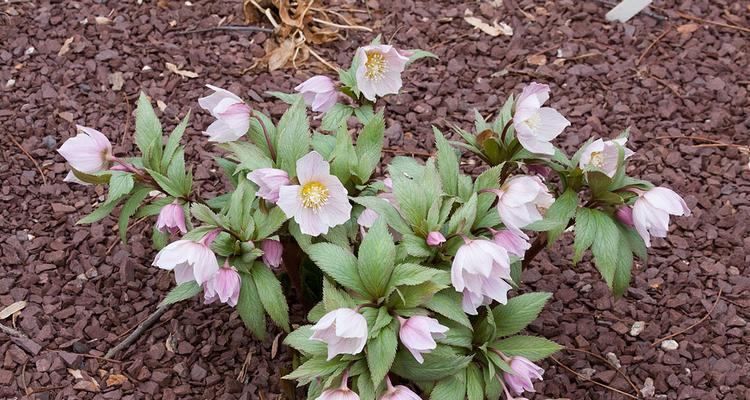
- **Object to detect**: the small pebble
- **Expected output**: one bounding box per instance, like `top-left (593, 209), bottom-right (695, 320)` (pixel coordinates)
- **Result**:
top-left (660, 339), bottom-right (679, 351)
top-left (641, 377), bottom-right (656, 397)
top-left (630, 321), bottom-right (645, 336)
top-left (606, 352), bottom-right (621, 369)
top-left (42, 135), bottom-right (57, 149)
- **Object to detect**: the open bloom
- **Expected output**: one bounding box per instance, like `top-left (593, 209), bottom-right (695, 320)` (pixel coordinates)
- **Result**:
top-left (491, 229), bottom-right (530, 258)
top-left (152, 232), bottom-right (220, 284)
top-left (513, 83), bottom-right (570, 155)
top-left (380, 376), bottom-right (421, 400)
top-left (295, 75), bottom-right (339, 113)
top-left (503, 356), bottom-right (544, 395)
top-left (203, 261), bottom-right (241, 307)
top-left (277, 151), bottom-right (352, 236)
top-left (426, 231), bottom-right (446, 247)
top-left (579, 137), bottom-right (635, 177)
top-left (58, 125), bottom-right (113, 183)
top-left (493, 175), bottom-right (555, 236)
top-left (632, 187), bottom-right (690, 247)
top-left (156, 201), bottom-right (187, 234)
top-left (451, 239), bottom-right (512, 315)
top-left (261, 239), bottom-right (283, 269)
top-left (355, 45), bottom-right (409, 101)
top-left (248, 168), bottom-right (290, 203)
top-left (398, 316), bottom-right (448, 363)
top-left (310, 308), bottom-right (368, 360)
top-left (317, 373), bottom-right (360, 400)
top-left (198, 85), bottom-right (252, 143)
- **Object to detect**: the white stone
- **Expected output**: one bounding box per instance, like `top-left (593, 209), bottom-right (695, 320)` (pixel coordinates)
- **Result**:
top-left (606, 352), bottom-right (622, 369)
top-left (660, 339), bottom-right (679, 351)
top-left (630, 321), bottom-right (645, 336)
top-left (641, 377), bottom-right (656, 397)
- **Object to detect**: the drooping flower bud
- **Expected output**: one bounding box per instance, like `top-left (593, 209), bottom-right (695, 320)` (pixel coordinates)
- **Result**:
top-left (426, 231), bottom-right (446, 247)
top-left (261, 239), bottom-right (283, 269)
top-left (156, 201), bottom-right (187, 234)
top-left (152, 233), bottom-right (220, 285)
top-left (398, 316), bottom-right (448, 363)
top-left (615, 205), bottom-right (634, 227)
top-left (632, 187), bottom-right (690, 247)
top-left (198, 85), bottom-right (252, 143)
top-left (502, 356), bottom-right (544, 395)
top-left (295, 75), bottom-right (339, 113)
top-left (380, 376), bottom-right (421, 400)
top-left (310, 308), bottom-right (368, 360)
top-left (203, 261), bottom-right (241, 307)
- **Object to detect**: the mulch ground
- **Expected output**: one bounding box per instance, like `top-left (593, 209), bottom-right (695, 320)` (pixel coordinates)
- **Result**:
top-left (1, 0), bottom-right (749, 399)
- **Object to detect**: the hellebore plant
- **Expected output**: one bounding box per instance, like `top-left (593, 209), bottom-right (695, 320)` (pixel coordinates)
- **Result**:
top-left (58, 36), bottom-right (690, 399)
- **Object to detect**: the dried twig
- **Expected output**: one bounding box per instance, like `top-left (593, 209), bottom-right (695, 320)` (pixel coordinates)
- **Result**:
top-left (307, 46), bottom-right (339, 72)
top-left (0, 322), bottom-right (28, 338)
top-left (9, 136), bottom-right (47, 185)
top-left (650, 5), bottom-right (750, 33)
top-left (550, 356), bottom-right (640, 399)
top-left (636, 25), bottom-right (671, 66)
top-left (565, 347), bottom-right (640, 395)
top-left (311, 17), bottom-right (372, 31)
top-left (105, 303), bottom-right (170, 358)
top-left (173, 25), bottom-right (274, 35)
top-left (652, 287), bottom-right (723, 346)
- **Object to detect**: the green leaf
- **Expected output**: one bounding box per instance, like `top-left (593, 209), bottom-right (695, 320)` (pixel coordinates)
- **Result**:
top-left (329, 124), bottom-right (357, 183)
top-left (353, 196), bottom-right (412, 236)
top-left (191, 202), bottom-right (222, 227)
top-left (146, 168), bottom-right (185, 197)
top-left (252, 206), bottom-right (287, 239)
top-left (107, 172), bottom-right (134, 202)
top-left (353, 103), bottom-right (375, 124)
top-left (247, 112), bottom-right (277, 159)
top-left (433, 126), bottom-right (459, 196)
top-left (118, 186), bottom-right (151, 242)
top-left (573, 207), bottom-right (596, 263)
top-left (491, 292), bottom-right (551, 337)
top-left (401, 233), bottom-right (432, 258)
top-left (77, 198), bottom-right (121, 225)
top-left (405, 49), bottom-right (438, 65)
top-left (134, 92), bottom-right (163, 161)
top-left (367, 320), bottom-right (398, 387)
top-left (322, 278), bottom-right (356, 312)
top-left (308, 243), bottom-right (367, 295)
top-left (370, 307), bottom-right (393, 337)
top-left (425, 290), bottom-right (471, 329)
top-left (223, 141), bottom-right (274, 172)
top-left (431, 374), bottom-right (466, 400)
top-left (354, 110), bottom-right (385, 182)
top-left (283, 357), bottom-right (347, 384)
top-left (466, 363), bottom-right (484, 400)
top-left (312, 131), bottom-right (336, 159)
top-left (152, 225), bottom-right (168, 250)
top-left (226, 178), bottom-right (256, 240)
top-left (357, 218), bottom-right (396, 298)
top-left (283, 325), bottom-right (327, 356)
top-left (237, 272), bottom-right (267, 339)
top-left (276, 98), bottom-right (310, 177)
top-left (321, 103), bottom-right (354, 132)
top-left (527, 188), bottom-right (578, 245)
top-left (251, 263), bottom-right (290, 331)
top-left (591, 210), bottom-right (620, 287)
top-left (160, 281), bottom-right (201, 306)
top-left (474, 164), bottom-right (503, 213)
top-left (612, 231), bottom-right (633, 298)
top-left (439, 319), bottom-right (473, 348)
top-left (161, 110), bottom-right (190, 171)
top-left (356, 370), bottom-right (378, 400)
top-left (266, 91), bottom-right (300, 104)
top-left (447, 193), bottom-right (478, 235)
top-left (492, 335), bottom-right (563, 361)
top-left (391, 346), bottom-right (473, 382)
top-left (388, 263), bottom-right (446, 289)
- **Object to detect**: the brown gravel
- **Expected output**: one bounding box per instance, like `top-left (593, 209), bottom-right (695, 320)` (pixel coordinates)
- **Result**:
top-left (1, 0), bottom-right (749, 399)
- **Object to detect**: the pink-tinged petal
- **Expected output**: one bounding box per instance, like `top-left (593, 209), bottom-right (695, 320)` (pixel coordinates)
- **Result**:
top-left (492, 229), bottom-right (530, 257)
top-left (615, 206), bottom-right (634, 227)
top-left (204, 119), bottom-right (245, 143)
top-left (199, 85), bottom-right (243, 112)
top-left (632, 201), bottom-right (653, 247)
top-left (296, 151), bottom-right (330, 184)
top-left (261, 239), bottom-right (284, 268)
top-left (248, 168), bottom-right (290, 203)
top-left (63, 170), bottom-right (89, 185)
top-left (426, 231), bottom-right (446, 246)
top-left (310, 90), bottom-right (339, 113)
top-left (192, 246), bottom-right (219, 284)
top-left (58, 128), bottom-right (112, 173)
top-left (152, 240), bottom-right (193, 270)
top-left (173, 263), bottom-right (195, 285)
top-left (461, 290), bottom-right (483, 315)
top-left (217, 102), bottom-right (252, 136)
top-left (277, 185), bottom-right (304, 218)
top-left (643, 187), bottom-right (690, 216)
top-left (534, 107), bottom-right (570, 140)
top-left (517, 82), bottom-right (550, 108)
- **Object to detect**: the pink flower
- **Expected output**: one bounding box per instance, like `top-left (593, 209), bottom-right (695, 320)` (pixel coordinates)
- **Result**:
top-left (156, 201), bottom-right (188, 234)
top-left (317, 373), bottom-right (360, 400)
top-left (426, 231), bottom-right (446, 247)
top-left (355, 45), bottom-right (409, 101)
top-left (277, 151), bottom-right (352, 236)
top-left (398, 316), bottom-right (448, 363)
top-left (615, 205), bottom-right (634, 227)
top-left (451, 239), bottom-right (512, 315)
top-left (58, 125), bottom-right (113, 183)
top-left (310, 308), bottom-right (368, 360)
top-left (578, 137), bottom-right (634, 177)
top-left (152, 234), bottom-right (220, 284)
top-left (632, 187), bottom-right (690, 247)
top-left (513, 83), bottom-right (570, 155)
top-left (357, 208), bottom-right (380, 230)
top-left (247, 168), bottom-right (290, 203)
top-left (502, 356), bottom-right (544, 395)
top-left (357, 178), bottom-right (398, 232)
top-left (493, 175), bottom-right (555, 236)
top-left (203, 261), bottom-right (241, 307)
top-left (261, 239), bottom-right (283, 269)
top-left (198, 85), bottom-right (252, 143)
top-left (295, 75), bottom-right (339, 113)
top-left (491, 229), bottom-right (530, 258)
top-left (380, 376), bottom-right (421, 400)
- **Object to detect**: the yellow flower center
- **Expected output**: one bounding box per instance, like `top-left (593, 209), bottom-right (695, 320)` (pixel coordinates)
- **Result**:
top-left (364, 51), bottom-right (387, 81)
top-left (589, 151), bottom-right (604, 168)
top-left (523, 112), bottom-right (541, 131)
top-left (300, 181), bottom-right (329, 209)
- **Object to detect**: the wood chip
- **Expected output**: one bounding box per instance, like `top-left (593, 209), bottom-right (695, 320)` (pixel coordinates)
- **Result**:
top-left (271, 333), bottom-right (281, 359)
top-left (58, 36), bottom-right (74, 57)
top-left (108, 72), bottom-right (124, 91)
top-left (94, 16), bottom-right (111, 25)
top-left (165, 62), bottom-right (198, 78)
top-left (463, 9), bottom-right (513, 37)
top-left (106, 374), bottom-right (128, 387)
top-left (527, 54), bottom-right (548, 66)
top-left (58, 112), bottom-right (74, 123)
top-left (0, 301), bottom-right (27, 320)
top-left (677, 23), bottom-right (700, 34)
top-left (156, 100), bottom-right (167, 112)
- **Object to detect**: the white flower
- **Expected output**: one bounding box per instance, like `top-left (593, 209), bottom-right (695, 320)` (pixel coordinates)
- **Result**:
top-left (632, 187), bottom-right (690, 247)
top-left (355, 45), bottom-right (409, 101)
top-left (310, 308), bottom-right (368, 360)
top-left (579, 137), bottom-right (634, 177)
top-left (451, 239), bottom-right (512, 315)
top-left (493, 175), bottom-right (555, 236)
top-left (513, 82), bottom-right (570, 155)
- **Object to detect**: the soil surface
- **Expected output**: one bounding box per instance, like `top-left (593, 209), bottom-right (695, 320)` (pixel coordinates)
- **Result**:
top-left (1, 0), bottom-right (749, 399)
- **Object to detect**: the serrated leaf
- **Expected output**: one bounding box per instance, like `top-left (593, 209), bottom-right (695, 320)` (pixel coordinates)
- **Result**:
top-left (431, 374), bottom-right (466, 400)
top-left (405, 49), bottom-right (438, 64)
top-left (425, 290), bottom-right (471, 329)
top-left (276, 98), bottom-right (310, 177)
top-left (466, 363), bottom-right (484, 400)
top-left (352, 196), bottom-right (412, 236)
top-left (388, 263), bottom-right (445, 289)
top-left (367, 320), bottom-right (398, 387)
top-left (237, 272), bottom-right (267, 339)
top-left (283, 325), bottom-right (327, 356)
top-left (135, 92), bottom-right (163, 160)
top-left (161, 111), bottom-right (190, 171)
top-left (77, 198), bottom-right (121, 225)
top-left (160, 281), bottom-right (201, 306)
top-left (434, 126), bottom-right (459, 196)
top-left (118, 187), bottom-right (151, 242)
top-left (308, 243), bottom-right (367, 295)
top-left (492, 335), bottom-right (562, 361)
top-left (392, 346), bottom-right (473, 382)
top-left (447, 193), bottom-right (478, 235)
top-left (283, 357), bottom-right (347, 384)
top-left (223, 141), bottom-right (274, 172)
top-left (526, 188), bottom-right (578, 245)
top-left (107, 172), bottom-right (134, 202)
top-left (146, 168), bottom-right (185, 197)
top-left (357, 218), bottom-right (396, 298)
top-left (251, 263), bottom-right (290, 332)
top-left (491, 292), bottom-right (551, 337)
top-left (252, 206), bottom-right (287, 239)
top-left (353, 110), bottom-right (385, 182)
top-left (322, 278), bottom-right (356, 312)
top-left (591, 210), bottom-right (620, 287)
top-left (573, 207), bottom-right (596, 263)
top-left (320, 103), bottom-right (353, 132)
top-left (191, 203), bottom-right (222, 226)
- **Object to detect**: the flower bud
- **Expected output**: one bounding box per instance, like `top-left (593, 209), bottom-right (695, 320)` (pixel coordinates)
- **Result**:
top-left (632, 187), bottom-right (690, 247)
top-left (295, 75), bottom-right (339, 113)
top-left (198, 85), bottom-right (252, 143)
top-left (203, 261), bottom-right (241, 307)
top-left (426, 231), bottom-right (446, 247)
top-left (156, 201), bottom-right (187, 234)
top-left (615, 205), bottom-right (634, 227)
top-left (502, 356), bottom-right (544, 395)
top-left (261, 239), bottom-right (283, 269)
top-left (398, 316), bottom-right (448, 363)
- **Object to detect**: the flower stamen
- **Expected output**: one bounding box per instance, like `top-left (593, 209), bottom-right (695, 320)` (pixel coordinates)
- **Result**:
top-left (590, 151), bottom-right (604, 168)
top-left (300, 181), bottom-right (329, 209)
top-left (364, 51), bottom-right (387, 81)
